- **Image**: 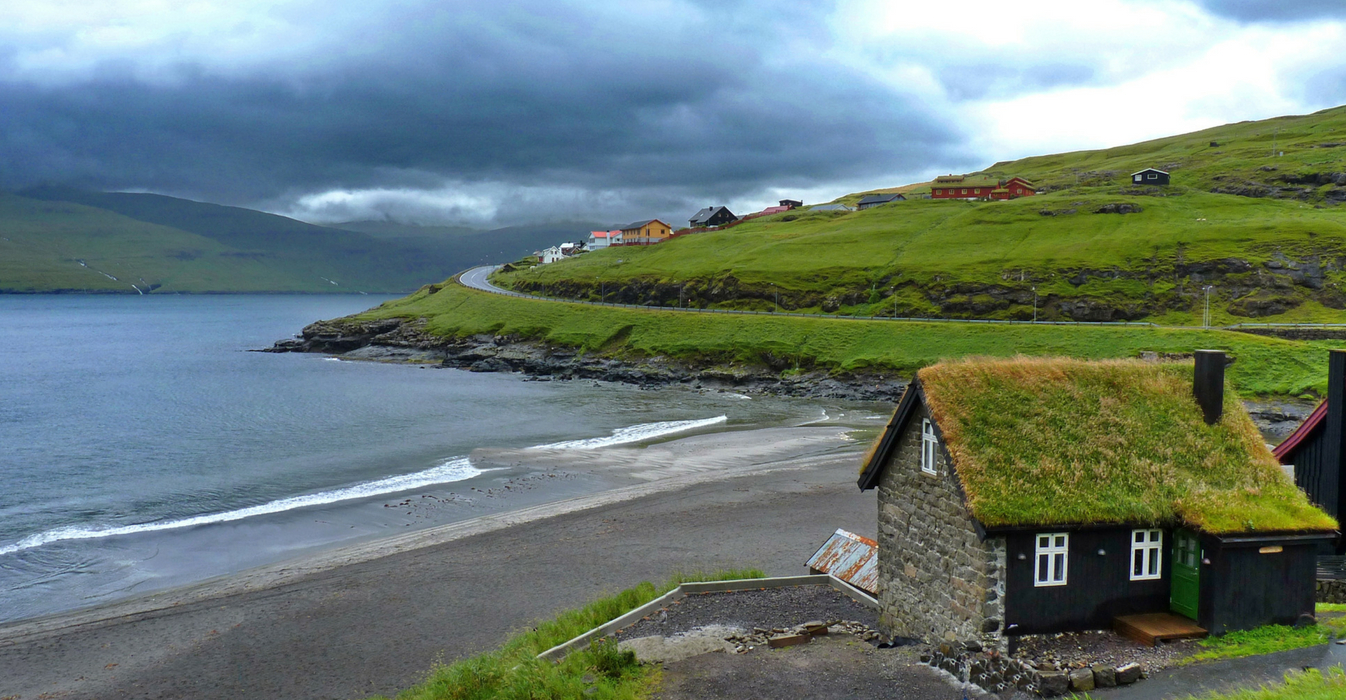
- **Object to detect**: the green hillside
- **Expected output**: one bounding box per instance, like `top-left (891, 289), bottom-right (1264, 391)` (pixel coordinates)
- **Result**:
top-left (0, 189), bottom-right (593, 293)
top-left (495, 105), bottom-right (1346, 325)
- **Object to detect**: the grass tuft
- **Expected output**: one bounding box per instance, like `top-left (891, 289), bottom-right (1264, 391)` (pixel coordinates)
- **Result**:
top-left (1179, 666), bottom-right (1346, 699)
top-left (1181, 625), bottom-right (1330, 665)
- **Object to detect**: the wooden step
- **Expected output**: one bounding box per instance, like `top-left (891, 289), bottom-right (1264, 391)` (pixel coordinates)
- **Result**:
top-left (1114, 613), bottom-right (1208, 647)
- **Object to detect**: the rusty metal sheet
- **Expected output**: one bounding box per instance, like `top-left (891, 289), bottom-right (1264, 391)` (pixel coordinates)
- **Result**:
top-left (806, 528), bottom-right (877, 594)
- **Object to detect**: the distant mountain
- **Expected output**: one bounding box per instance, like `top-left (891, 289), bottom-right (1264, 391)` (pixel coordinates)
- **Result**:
top-left (0, 187), bottom-right (596, 293)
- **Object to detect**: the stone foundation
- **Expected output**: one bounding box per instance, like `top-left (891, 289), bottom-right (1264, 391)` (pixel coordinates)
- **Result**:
top-left (1317, 578), bottom-right (1346, 604)
top-left (922, 643), bottom-right (1144, 697)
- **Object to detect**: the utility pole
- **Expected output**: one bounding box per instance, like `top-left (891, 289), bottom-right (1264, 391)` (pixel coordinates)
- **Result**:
top-left (891, 287), bottom-right (897, 318)
top-left (1203, 285), bottom-right (1214, 328)
top-left (773, 284), bottom-right (778, 313)
top-left (1032, 286), bottom-right (1038, 322)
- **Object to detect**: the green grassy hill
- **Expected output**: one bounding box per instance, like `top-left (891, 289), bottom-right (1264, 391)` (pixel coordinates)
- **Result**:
top-left (0, 188), bottom-right (593, 293)
top-left (496, 105), bottom-right (1346, 325)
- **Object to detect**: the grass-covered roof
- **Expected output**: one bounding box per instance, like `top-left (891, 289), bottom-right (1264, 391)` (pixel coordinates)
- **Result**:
top-left (913, 357), bottom-right (1337, 535)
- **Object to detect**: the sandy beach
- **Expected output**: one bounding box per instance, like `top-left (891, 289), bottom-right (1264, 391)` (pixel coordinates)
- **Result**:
top-left (0, 424), bottom-right (876, 700)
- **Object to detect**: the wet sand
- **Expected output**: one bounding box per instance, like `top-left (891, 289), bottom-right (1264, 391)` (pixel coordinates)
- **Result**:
top-left (0, 425), bottom-right (876, 700)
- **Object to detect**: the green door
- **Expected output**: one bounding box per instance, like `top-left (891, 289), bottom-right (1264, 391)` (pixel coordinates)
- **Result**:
top-left (1170, 529), bottom-right (1201, 620)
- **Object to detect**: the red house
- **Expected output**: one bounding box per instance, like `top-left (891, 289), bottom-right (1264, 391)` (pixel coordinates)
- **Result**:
top-left (931, 174), bottom-right (1037, 200)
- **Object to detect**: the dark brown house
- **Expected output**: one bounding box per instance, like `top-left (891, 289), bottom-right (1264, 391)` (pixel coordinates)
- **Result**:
top-left (857, 354), bottom-right (1336, 651)
top-left (1273, 349), bottom-right (1346, 554)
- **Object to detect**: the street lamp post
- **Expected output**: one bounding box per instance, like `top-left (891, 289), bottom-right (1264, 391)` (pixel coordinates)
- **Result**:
top-left (891, 287), bottom-right (896, 318)
top-left (1032, 286), bottom-right (1037, 323)
top-left (773, 284), bottom-right (778, 313)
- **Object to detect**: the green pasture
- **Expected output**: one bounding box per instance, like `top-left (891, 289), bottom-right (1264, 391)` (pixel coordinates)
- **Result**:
top-left (358, 284), bottom-right (1346, 397)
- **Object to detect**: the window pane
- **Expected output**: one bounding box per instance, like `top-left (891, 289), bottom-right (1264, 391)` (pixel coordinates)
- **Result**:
top-left (1037, 554), bottom-right (1048, 581)
top-left (1055, 535), bottom-right (1066, 548)
top-left (1039, 536), bottom-right (1049, 548)
top-left (1150, 531), bottom-right (1161, 543)
top-left (1148, 552), bottom-right (1159, 576)
top-left (1133, 550), bottom-right (1143, 576)
top-left (1134, 531), bottom-right (1144, 543)
top-left (1053, 553), bottom-right (1065, 581)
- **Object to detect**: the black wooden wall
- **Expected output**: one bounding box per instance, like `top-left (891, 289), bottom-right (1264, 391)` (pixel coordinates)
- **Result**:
top-left (1198, 536), bottom-right (1319, 635)
top-left (1002, 528), bottom-right (1170, 635)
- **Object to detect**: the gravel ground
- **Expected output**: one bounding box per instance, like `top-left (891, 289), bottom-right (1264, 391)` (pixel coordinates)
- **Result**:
top-left (1012, 629), bottom-right (1200, 672)
top-left (612, 585), bottom-right (878, 640)
top-left (651, 634), bottom-right (1013, 700)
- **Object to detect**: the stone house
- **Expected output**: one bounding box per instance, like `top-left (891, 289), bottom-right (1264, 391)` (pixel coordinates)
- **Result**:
top-left (857, 354), bottom-right (1337, 651)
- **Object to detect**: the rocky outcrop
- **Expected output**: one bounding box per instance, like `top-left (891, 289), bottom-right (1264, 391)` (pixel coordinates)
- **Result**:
top-left (265, 318), bottom-right (909, 402)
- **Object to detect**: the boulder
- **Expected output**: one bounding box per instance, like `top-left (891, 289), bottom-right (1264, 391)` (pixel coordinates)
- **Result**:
top-left (1036, 672), bottom-right (1069, 697)
top-left (1069, 668), bottom-right (1096, 692)
top-left (1116, 662), bottom-right (1142, 685)
top-left (1092, 664), bottom-right (1117, 688)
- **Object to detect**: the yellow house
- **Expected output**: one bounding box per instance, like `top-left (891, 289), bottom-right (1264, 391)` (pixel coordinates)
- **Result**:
top-left (618, 219), bottom-right (673, 245)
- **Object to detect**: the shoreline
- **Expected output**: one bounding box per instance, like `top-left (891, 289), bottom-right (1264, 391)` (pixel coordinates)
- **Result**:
top-left (263, 318), bottom-right (1317, 438)
top-left (0, 424), bottom-right (859, 646)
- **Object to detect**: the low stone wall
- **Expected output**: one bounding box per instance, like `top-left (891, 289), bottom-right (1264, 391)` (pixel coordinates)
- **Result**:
top-left (921, 642), bottom-right (1142, 697)
top-left (1317, 579), bottom-right (1346, 604)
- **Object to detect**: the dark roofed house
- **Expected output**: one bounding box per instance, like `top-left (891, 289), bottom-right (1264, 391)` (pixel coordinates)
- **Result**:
top-left (689, 206), bottom-right (737, 228)
top-left (1273, 350), bottom-right (1346, 554)
top-left (779, 199), bottom-right (803, 209)
top-left (1132, 168), bottom-right (1171, 185)
top-left (858, 355), bottom-right (1336, 653)
top-left (856, 193), bottom-right (905, 210)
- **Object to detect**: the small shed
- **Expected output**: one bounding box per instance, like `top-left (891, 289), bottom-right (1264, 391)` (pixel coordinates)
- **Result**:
top-left (688, 206), bottom-right (737, 228)
top-left (856, 193), bottom-right (905, 210)
top-left (857, 354), bottom-right (1336, 651)
top-left (778, 199), bottom-right (803, 209)
top-left (1132, 168), bottom-right (1171, 186)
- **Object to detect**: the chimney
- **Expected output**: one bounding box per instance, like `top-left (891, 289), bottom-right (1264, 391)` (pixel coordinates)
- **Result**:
top-left (1193, 350), bottom-right (1225, 425)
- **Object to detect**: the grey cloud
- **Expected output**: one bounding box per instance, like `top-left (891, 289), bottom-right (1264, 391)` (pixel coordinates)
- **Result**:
top-left (0, 1), bottom-right (973, 224)
top-left (1194, 1), bottom-right (1346, 22)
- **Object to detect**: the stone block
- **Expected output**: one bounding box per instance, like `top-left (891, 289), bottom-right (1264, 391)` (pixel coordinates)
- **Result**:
top-left (1091, 664), bottom-right (1117, 688)
top-left (1036, 672), bottom-right (1069, 697)
top-left (1069, 668), bottom-right (1095, 692)
top-left (1115, 662), bottom-right (1142, 685)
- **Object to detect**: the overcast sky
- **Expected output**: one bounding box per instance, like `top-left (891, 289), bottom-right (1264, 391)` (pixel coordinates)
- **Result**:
top-left (2, 0), bottom-right (1345, 228)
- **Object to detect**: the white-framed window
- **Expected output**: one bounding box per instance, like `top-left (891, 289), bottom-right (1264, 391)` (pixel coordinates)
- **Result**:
top-left (1134, 175), bottom-right (1142, 182)
top-left (961, 189), bottom-right (967, 194)
top-left (1131, 529), bottom-right (1163, 580)
top-left (1035, 533), bottom-right (1069, 586)
top-left (920, 418), bottom-right (938, 475)
top-left (1147, 173), bottom-right (1157, 180)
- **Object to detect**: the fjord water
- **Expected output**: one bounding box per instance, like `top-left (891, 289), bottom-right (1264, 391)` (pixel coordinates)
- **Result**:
top-left (0, 295), bottom-right (824, 624)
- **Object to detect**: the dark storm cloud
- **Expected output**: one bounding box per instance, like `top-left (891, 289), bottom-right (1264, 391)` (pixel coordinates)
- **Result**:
top-left (0, 0), bottom-right (969, 221)
top-left (1194, 0), bottom-right (1346, 22)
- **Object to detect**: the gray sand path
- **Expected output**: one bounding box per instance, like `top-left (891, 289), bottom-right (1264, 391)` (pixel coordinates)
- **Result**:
top-left (0, 428), bottom-right (875, 700)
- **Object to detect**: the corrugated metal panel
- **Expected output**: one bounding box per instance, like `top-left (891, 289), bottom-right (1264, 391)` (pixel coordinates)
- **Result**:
top-left (806, 528), bottom-right (878, 594)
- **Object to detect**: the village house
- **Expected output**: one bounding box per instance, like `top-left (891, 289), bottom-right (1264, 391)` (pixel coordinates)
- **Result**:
top-left (811, 203), bottom-right (854, 212)
top-left (618, 219), bottom-right (673, 245)
top-left (537, 245), bottom-right (565, 264)
top-left (1273, 350), bottom-right (1346, 553)
top-left (1132, 168), bottom-right (1171, 186)
top-left (856, 354), bottom-right (1336, 652)
top-left (778, 198), bottom-right (803, 209)
top-left (688, 206), bottom-right (736, 228)
top-left (587, 230), bottom-right (622, 250)
top-left (856, 193), bottom-right (905, 210)
top-left (932, 174), bottom-right (1037, 200)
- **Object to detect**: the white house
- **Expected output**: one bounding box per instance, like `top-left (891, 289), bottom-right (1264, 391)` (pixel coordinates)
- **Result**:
top-left (587, 230), bottom-right (623, 249)
top-left (538, 246), bottom-right (565, 264)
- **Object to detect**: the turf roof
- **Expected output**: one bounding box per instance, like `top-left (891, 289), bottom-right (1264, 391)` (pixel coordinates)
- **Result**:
top-left (898, 357), bottom-right (1336, 535)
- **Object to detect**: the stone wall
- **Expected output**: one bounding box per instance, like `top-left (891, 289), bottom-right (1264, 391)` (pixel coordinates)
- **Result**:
top-left (1317, 578), bottom-right (1346, 604)
top-left (876, 399), bottom-right (1006, 651)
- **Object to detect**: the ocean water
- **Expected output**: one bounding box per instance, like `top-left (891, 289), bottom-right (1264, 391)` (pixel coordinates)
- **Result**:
top-left (0, 295), bottom-right (839, 623)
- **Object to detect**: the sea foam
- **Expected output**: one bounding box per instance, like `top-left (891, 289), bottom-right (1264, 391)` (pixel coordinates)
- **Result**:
top-left (0, 457), bottom-right (482, 556)
top-left (531, 415), bottom-right (727, 450)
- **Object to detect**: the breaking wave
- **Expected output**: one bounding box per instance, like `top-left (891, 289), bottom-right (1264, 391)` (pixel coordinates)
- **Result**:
top-left (532, 416), bottom-right (728, 450)
top-left (0, 458), bottom-right (482, 556)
